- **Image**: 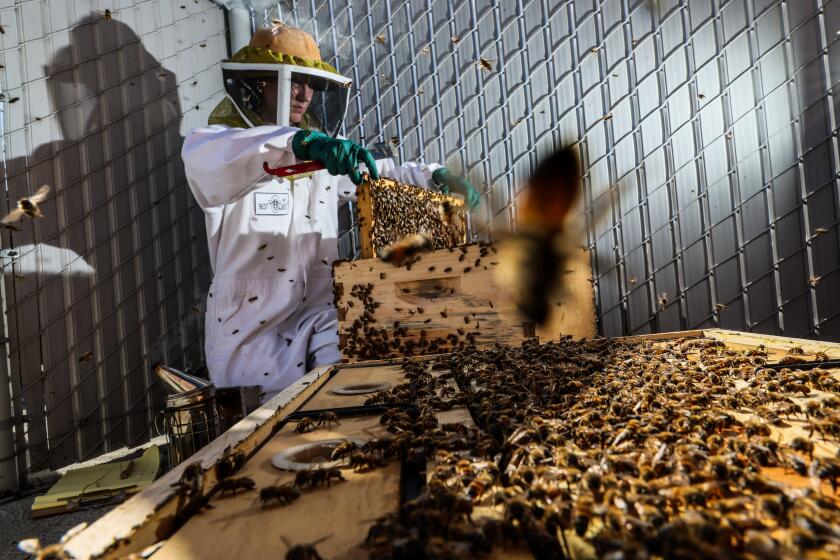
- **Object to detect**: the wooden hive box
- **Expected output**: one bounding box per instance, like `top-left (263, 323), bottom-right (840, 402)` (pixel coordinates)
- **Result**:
top-left (59, 329), bottom-right (840, 560)
top-left (333, 243), bottom-right (596, 362)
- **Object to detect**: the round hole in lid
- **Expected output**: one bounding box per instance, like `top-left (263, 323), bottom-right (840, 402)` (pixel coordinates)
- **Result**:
top-left (330, 381), bottom-right (392, 395)
top-left (271, 438), bottom-right (365, 471)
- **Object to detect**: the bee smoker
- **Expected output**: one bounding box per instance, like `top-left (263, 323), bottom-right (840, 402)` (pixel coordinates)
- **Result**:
top-left (153, 364), bottom-right (221, 467)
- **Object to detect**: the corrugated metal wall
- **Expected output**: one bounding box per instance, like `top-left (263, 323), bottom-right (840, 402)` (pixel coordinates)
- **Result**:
top-left (0, 0), bottom-right (224, 480)
top-left (268, 0), bottom-right (840, 341)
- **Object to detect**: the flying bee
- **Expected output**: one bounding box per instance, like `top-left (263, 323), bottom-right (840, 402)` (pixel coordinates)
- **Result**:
top-left (478, 57), bottom-right (496, 72)
top-left (104, 9), bottom-right (113, 20)
top-left (379, 233), bottom-right (433, 266)
top-left (438, 200), bottom-right (457, 225)
top-left (2, 185), bottom-right (50, 226)
top-left (493, 147), bottom-right (581, 325)
top-left (283, 535), bottom-right (330, 560)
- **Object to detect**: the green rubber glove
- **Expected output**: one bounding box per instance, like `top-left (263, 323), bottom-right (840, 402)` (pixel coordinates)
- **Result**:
top-left (291, 130), bottom-right (379, 185)
top-left (432, 167), bottom-right (481, 209)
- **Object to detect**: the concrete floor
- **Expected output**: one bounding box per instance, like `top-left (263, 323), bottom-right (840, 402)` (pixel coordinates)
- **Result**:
top-left (2, 437), bottom-right (167, 559)
top-left (0, 495), bottom-right (115, 559)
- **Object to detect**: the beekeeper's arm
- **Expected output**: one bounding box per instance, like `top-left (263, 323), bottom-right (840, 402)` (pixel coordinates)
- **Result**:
top-left (183, 125), bottom-right (300, 208)
top-left (183, 127), bottom-right (379, 208)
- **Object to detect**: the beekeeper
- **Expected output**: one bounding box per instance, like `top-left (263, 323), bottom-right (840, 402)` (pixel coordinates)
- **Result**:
top-left (182, 23), bottom-right (479, 400)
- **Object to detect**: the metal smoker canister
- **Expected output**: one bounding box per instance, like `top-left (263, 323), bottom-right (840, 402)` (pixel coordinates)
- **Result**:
top-left (153, 364), bottom-right (221, 467)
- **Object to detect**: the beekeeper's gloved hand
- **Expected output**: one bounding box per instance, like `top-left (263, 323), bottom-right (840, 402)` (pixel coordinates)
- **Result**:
top-left (433, 168), bottom-right (481, 210)
top-left (292, 130), bottom-right (379, 185)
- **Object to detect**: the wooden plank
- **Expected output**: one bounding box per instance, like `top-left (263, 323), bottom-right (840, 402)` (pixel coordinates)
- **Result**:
top-left (335, 246), bottom-right (532, 361)
top-left (62, 366), bottom-right (334, 560)
top-left (535, 247), bottom-right (597, 341)
top-left (611, 329), bottom-right (707, 343)
top-left (300, 365), bottom-right (407, 411)
top-left (153, 414), bottom-right (400, 560)
top-left (703, 329), bottom-right (840, 357)
top-left (356, 180), bottom-right (374, 259)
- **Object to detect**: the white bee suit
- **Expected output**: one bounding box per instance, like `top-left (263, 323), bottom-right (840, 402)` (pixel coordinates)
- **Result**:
top-left (182, 124), bottom-right (439, 400)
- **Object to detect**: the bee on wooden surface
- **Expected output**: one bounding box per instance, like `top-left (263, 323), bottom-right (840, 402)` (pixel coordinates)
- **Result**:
top-left (330, 440), bottom-right (359, 461)
top-left (283, 535), bottom-right (330, 560)
top-left (349, 451), bottom-right (384, 472)
top-left (215, 447), bottom-right (246, 480)
top-left (2, 185), bottom-right (50, 227)
top-left (315, 411), bottom-right (340, 428)
top-left (219, 476), bottom-right (256, 497)
top-left (294, 417), bottom-right (315, 433)
top-left (260, 483), bottom-right (300, 507)
top-left (379, 233), bottom-right (433, 266)
top-left (291, 467), bottom-right (343, 491)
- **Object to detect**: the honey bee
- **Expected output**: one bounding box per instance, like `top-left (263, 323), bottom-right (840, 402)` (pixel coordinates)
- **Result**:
top-left (315, 411), bottom-right (340, 428)
top-left (104, 9), bottom-right (113, 20)
top-left (2, 185), bottom-right (50, 226)
top-left (437, 200), bottom-right (457, 225)
top-left (294, 417), bottom-right (315, 433)
top-left (379, 233), bottom-right (433, 266)
top-left (330, 440), bottom-right (359, 461)
top-left (349, 451), bottom-right (383, 471)
top-left (219, 476), bottom-right (256, 497)
top-left (495, 146), bottom-right (581, 325)
top-left (478, 57), bottom-right (495, 72)
top-left (259, 483), bottom-right (300, 507)
top-left (573, 493), bottom-right (594, 536)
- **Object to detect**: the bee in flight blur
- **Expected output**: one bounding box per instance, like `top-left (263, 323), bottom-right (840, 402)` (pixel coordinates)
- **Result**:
top-left (2, 185), bottom-right (50, 228)
top-left (379, 233), bottom-right (433, 267)
top-left (496, 147), bottom-right (581, 325)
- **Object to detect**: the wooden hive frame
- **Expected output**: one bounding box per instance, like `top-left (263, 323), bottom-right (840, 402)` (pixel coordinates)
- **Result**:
top-left (60, 329), bottom-right (840, 559)
top-left (356, 176), bottom-right (467, 259)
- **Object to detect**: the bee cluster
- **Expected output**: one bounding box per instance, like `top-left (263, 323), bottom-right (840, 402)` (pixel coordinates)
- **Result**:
top-left (342, 281), bottom-right (481, 361)
top-left (357, 338), bottom-right (840, 559)
top-left (339, 243), bottom-right (498, 361)
top-left (366, 178), bottom-right (465, 257)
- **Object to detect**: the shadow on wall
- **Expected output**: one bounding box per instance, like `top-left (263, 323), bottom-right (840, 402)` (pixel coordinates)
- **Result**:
top-left (1, 14), bottom-right (207, 470)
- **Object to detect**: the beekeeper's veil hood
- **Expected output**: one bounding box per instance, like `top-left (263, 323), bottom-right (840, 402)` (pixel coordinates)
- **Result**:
top-left (210, 21), bottom-right (351, 134)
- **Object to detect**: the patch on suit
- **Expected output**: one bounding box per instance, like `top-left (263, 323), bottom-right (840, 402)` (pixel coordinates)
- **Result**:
top-left (254, 192), bottom-right (290, 216)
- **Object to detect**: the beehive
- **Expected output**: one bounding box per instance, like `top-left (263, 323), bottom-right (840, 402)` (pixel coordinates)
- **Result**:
top-left (333, 244), bottom-right (596, 362)
top-left (61, 329), bottom-right (840, 560)
top-left (355, 175), bottom-right (467, 259)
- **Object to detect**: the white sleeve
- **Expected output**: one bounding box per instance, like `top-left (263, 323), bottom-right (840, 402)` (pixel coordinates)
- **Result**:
top-left (336, 159), bottom-right (444, 203)
top-left (379, 159), bottom-right (443, 189)
top-left (182, 124), bottom-right (300, 208)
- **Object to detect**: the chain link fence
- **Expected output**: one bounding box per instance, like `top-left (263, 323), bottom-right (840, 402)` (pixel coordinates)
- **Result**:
top-left (0, 0), bottom-right (224, 485)
top-left (3, 0), bottom-right (839, 488)
top-left (264, 0), bottom-right (840, 341)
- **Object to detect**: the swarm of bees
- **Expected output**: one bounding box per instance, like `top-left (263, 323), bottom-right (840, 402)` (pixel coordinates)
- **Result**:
top-left (356, 337), bottom-right (840, 559)
top-left (364, 176), bottom-right (466, 259)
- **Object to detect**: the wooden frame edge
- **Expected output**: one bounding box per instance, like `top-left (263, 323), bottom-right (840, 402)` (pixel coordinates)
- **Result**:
top-left (63, 366), bottom-right (334, 560)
